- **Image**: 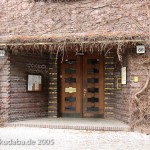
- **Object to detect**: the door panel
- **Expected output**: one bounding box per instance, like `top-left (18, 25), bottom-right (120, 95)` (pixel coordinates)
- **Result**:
top-left (60, 55), bottom-right (82, 117)
top-left (60, 54), bottom-right (104, 118)
top-left (82, 54), bottom-right (104, 117)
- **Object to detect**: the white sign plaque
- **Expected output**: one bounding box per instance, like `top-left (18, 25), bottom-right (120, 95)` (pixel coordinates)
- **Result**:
top-left (121, 67), bottom-right (127, 85)
top-left (136, 45), bottom-right (145, 54)
top-left (0, 50), bottom-right (5, 56)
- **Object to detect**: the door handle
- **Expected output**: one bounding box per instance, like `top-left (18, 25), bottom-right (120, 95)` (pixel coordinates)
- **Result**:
top-left (83, 88), bottom-right (87, 97)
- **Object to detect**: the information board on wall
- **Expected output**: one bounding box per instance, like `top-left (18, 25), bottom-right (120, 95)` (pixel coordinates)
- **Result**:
top-left (27, 74), bottom-right (42, 92)
top-left (121, 67), bottom-right (127, 85)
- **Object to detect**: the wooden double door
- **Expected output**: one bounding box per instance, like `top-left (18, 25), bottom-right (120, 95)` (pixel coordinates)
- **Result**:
top-left (59, 53), bottom-right (104, 118)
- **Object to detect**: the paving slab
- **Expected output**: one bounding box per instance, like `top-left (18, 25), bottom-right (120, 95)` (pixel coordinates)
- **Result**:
top-left (0, 127), bottom-right (150, 150)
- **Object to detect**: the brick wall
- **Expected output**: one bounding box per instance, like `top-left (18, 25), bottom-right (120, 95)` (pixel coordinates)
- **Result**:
top-left (0, 0), bottom-right (148, 124)
top-left (0, 55), bottom-right (10, 124)
top-left (114, 50), bottom-right (130, 123)
top-left (114, 76), bottom-right (130, 123)
top-left (1, 47), bottom-right (149, 125)
top-left (9, 54), bottom-right (49, 121)
top-left (114, 47), bottom-right (150, 124)
top-left (126, 49), bottom-right (150, 125)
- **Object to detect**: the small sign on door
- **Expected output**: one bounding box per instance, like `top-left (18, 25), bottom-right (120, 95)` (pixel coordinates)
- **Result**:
top-left (65, 87), bottom-right (76, 93)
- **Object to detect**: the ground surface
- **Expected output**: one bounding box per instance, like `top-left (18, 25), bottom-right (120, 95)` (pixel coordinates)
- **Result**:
top-left (0, 127), bottom-right (150, 150)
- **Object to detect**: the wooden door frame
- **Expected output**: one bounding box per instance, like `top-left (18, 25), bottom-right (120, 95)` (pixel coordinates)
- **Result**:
top-left (58, 52), bottom-right (105, 118)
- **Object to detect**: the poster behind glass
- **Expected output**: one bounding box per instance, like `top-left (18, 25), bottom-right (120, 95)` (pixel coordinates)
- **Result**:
top-left (27, 74), bottom-right (42, 92)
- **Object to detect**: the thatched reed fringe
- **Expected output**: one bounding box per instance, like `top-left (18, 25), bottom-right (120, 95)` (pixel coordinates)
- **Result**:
top-left (1, 38), bottom-right (147, 63)
top-left (0, 39), bottom-right (146, 46)
top-left (1, 40), bottom-right (139, 62)
top-left (0, 34), bottom-right (148, 65)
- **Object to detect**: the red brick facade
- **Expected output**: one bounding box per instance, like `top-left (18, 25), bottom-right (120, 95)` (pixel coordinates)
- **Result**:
top-left (0, 0), bottom-right (149, 128)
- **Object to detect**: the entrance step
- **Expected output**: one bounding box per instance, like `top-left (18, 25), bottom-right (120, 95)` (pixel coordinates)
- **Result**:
top-left (5, 118), bottom-right (130, 132)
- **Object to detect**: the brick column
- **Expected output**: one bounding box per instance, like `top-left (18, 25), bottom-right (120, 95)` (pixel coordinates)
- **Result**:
top-left (48, 56), bottom-right (58, 117)
top-left (0, 54), bottom-right (10, 125)
top-left (104, 51), bottom-right (115, 118)
top-left (114, 50), bottom-right (130, 123)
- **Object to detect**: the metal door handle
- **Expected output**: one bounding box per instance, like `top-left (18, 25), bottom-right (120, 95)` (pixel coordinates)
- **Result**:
top-left (83, 89), bottom-right (87, 97)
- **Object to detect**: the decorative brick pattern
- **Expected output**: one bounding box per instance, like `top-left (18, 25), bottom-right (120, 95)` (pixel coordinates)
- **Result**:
top-left (104, 51), bottom-right (115, 118)
top-left (48, 56), bottom-right (58, 117)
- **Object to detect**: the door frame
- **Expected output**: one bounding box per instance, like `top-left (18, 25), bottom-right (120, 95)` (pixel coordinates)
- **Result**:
top-left (58, 52), bottom-right (105, 118)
